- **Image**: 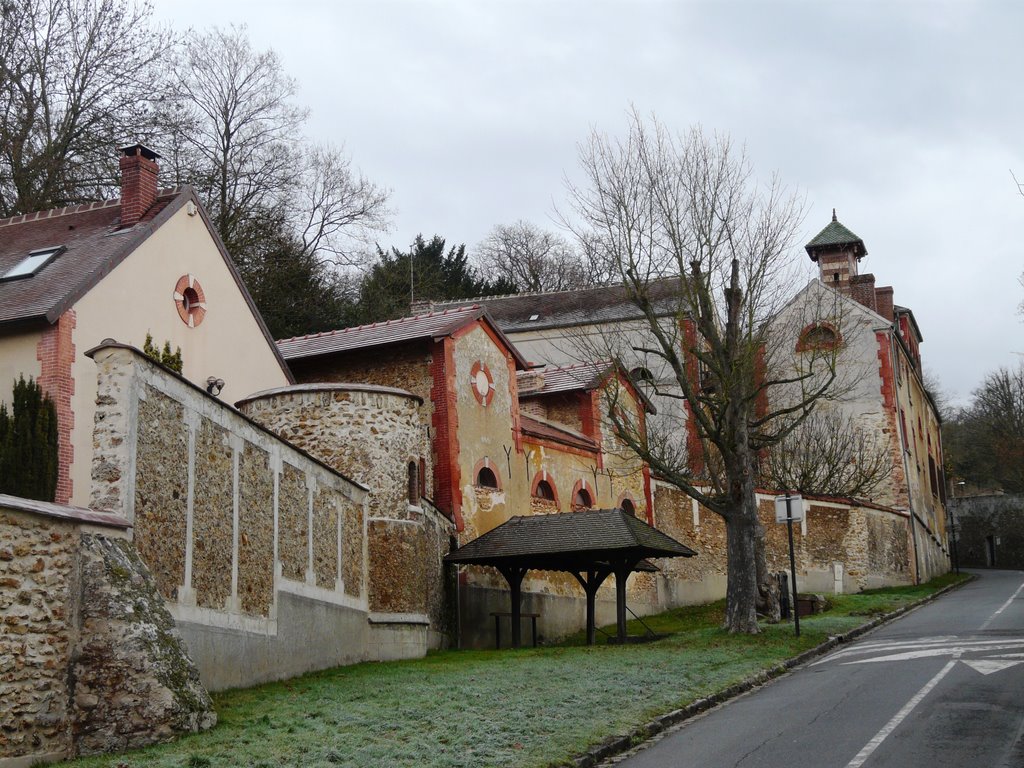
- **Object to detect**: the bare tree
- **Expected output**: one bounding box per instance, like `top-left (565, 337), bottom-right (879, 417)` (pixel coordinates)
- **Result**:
top-left (475, 220), bottom-right (594, 292)
top-left (0, 0), bottom-right (173, 215)
top-left (565, 111), bottom-right (843, 633)
top-left (763, 409), bottom-right (894, 499)
top-left (161, 25), bottom-right (389, 266)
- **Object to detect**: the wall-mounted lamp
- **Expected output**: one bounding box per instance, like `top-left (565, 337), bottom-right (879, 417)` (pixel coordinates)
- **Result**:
top-left (206, 376), bottom-right (225, 397)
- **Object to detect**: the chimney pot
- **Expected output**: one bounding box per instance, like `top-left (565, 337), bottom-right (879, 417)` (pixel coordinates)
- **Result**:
top-left (119, 143), bottom-right (161, 228)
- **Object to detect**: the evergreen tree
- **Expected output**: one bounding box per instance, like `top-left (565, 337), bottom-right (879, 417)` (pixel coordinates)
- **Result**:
top-left (0, 376), bottom-right (58, 501)
top-left (356, 235), bottom-right (516, 324)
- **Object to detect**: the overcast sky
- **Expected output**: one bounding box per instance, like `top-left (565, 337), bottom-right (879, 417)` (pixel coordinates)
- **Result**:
top-left (150, 0), bottom-right (1022, 406)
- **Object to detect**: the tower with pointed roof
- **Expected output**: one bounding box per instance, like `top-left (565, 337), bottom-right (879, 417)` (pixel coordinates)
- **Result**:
top-left (805, 209), bottom-right (868, 291)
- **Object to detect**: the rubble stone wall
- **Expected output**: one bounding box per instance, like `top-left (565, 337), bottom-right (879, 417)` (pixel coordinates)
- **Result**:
top-left (651, 483), bottom-right (913, 604)
top-left (87, 344), bottom-right (412, 691)
top-left (238, 384), bottom-right (455, 648)
top-left (0, 498), bottom-right (214, 766)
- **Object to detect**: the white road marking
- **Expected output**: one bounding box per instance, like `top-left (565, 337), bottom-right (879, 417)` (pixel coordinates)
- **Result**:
top-left (814, 637), bottom-right (1024, 666)
top-left (839, 642), bottom-right (1024, 665)
top-left (962, 659), bottom-right (1024, 675)
top-left (980, 579), bottom-right (1024, 630)
top-left (844, 658), bottom-right (959, 768)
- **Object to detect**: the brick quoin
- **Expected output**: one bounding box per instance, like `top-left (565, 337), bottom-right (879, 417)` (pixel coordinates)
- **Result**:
top-left (430, 338), bottom-right (463, 531)
top-left (36, 309), bottom-right (76, 504)
top-left (875, 331), bottom-right (895, 409)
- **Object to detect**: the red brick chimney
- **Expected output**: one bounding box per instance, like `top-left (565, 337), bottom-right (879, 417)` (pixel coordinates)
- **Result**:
top-left (875, 286), bottom-right (894, 321)
top-left (849, 273), bottom-right (877, 313)
top-left (119, 144), bottom-right (160, 227)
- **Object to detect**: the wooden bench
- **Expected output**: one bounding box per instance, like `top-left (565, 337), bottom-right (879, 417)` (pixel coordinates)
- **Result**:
top-left (490, 611), bottom-right (540, 648)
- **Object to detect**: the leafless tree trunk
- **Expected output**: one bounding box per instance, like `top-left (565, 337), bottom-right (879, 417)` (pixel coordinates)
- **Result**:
top-left (564, 111), bottom-right (842, 633)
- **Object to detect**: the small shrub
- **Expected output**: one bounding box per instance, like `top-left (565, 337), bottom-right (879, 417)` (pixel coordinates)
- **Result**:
top-left (143, 333), bottom-right (183, 373)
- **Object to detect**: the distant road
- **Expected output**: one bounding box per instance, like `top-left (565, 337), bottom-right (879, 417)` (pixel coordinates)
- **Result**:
top-left (612, 570), bottom-right (1024, 768)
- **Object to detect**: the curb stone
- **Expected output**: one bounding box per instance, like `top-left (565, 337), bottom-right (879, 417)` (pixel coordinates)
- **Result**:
top-left (566, 576), bottom-right (975, 768)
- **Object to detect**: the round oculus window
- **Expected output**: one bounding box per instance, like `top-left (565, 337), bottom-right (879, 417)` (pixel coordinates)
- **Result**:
top-left (470, 361), bottom-right (494, 406)
top-left (174, 274), bottom-right (207, 327)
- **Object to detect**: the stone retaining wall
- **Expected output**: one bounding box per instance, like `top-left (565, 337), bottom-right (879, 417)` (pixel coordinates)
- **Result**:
top-left (86, 344), bottom-right (425, 690)
top-left (0, 495), bottom-right (213, 767)
top-left (238, 384), bottom-right (456, 648)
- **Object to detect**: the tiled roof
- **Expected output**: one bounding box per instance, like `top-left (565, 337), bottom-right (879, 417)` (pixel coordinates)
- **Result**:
top-left (518, 360), bottom-right (607, 395)
top-left (520, 413), bottom-right (599, 453)
top-left (518, 360), bottom-right (657, 414)
top-left (425, 277), bottom-right (686, 333)
top-left (0, 190), bottom-right (184, 329)
top-left (805, 211), bottom-right (867, 259)
top-left (277, 306), bottom-right (529, 368)
top-left (444, 508), bottom-right (696, 567)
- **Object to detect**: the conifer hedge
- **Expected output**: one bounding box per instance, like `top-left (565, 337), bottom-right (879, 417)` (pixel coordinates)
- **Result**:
top-left (0, 376), bottom-right (58, 502)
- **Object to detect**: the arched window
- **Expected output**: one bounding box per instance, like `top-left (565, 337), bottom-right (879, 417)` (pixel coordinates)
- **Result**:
top-left (407, 461), bottom-right (418, 505)
top-left (534, 480), bottom-right (556, 501)
top-left (477, 466), bottom-right (498, 489)
top-left (796, 322), bottom-right (841, 352)
top-left (620, 498), bottom-right (636, 517)
top-left (572, 488), bottom-right (593, 511)
top-left (630, 366), bottom-right (655, 387)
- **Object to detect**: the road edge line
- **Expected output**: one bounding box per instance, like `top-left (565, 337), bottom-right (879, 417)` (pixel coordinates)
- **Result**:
top-left (569, 575), bottom-right (976, 768)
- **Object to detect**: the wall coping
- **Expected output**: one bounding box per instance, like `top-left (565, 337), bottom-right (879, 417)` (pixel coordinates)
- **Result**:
top-left (84, 341), bottom-right (370, 494)
top-left (0, 492), bottom-right (131, 528)
top-left (235, 382), bottom-right (424, 408)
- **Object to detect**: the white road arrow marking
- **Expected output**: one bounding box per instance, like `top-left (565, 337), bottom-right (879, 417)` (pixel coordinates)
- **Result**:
top-left (962, 659), bottom-right (1024, 675)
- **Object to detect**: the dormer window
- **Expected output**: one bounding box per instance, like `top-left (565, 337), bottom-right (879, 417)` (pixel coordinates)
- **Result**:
top-left (2, 246), bottom-right (65, 281)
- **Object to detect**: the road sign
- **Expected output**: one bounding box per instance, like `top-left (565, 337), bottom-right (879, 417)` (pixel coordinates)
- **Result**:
top-left (775, 494), bottom-right (804, 522)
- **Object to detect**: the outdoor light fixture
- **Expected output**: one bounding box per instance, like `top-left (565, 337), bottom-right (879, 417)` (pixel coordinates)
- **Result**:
top-left (206, 376), bottom-right (225, 396)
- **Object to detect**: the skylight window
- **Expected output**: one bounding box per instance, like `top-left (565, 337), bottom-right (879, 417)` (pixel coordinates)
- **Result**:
top-left (2, 246), bottom-right (65, 281)
top-left (529, 314), bottom-right (540, 321)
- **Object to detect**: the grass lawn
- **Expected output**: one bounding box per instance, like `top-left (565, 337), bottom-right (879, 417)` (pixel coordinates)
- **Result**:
top-left (68, 573), bottom-right (967, 768)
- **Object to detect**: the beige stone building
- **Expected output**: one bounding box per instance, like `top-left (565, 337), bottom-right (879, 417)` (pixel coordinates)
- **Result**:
top-left (0, 145), bottom-right (291, 507)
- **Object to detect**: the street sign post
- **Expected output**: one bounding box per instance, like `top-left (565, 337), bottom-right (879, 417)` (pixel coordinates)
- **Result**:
top-left (775, 494), bottom-right (803, 637)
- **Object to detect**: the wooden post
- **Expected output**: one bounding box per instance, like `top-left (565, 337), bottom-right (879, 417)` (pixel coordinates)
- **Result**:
top-left (614, 566), bottom-right (629, 642)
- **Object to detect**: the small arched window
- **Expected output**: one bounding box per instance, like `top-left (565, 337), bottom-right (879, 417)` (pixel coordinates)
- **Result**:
top-left (572, 488), bottom-right (593, 511)
top-left (620, 498), bottom-right (637, 517)
top-left (407, 461), bottom-right (418, 505)
top-left (477, 466), bottom-right (498, 489)
top-left (534, 480), bottom-right (556, 501)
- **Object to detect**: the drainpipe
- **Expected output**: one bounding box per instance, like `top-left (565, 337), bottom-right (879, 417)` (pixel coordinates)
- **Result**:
top-left (892, 331), bottom-right (921, 584)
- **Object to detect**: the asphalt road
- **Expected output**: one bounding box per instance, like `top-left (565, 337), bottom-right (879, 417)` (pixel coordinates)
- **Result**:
top-left (611, 570), bottom-right (1024, 768)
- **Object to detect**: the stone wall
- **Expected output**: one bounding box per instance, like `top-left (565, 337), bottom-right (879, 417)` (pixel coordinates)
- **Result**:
top-left (238, 383), bottom-right (455, 648)
top-left (0, 495), bottom-right (214, 767)
top-left (87, 343), bottom-right (435, 690)
top-left (950, 494), bottom-right (1024, 570)
top-left (651, 483), bottom-right (914, 604)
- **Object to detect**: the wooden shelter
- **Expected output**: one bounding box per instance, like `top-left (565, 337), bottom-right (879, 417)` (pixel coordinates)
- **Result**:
top-left (444, 508), bottom-right (696, 646)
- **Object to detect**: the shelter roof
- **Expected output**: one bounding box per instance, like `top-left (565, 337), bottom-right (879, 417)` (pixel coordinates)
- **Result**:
top-left (444, 508), bottom-right (696, 571)
top-left (424, 278), bottom-right (686, 333)
top-left (277, 305), bottom-right (529, 369)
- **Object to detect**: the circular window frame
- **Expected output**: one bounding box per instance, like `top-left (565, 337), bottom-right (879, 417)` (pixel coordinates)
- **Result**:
top-left (470, 360), bottom-right (495, 406)
top-left (174, 274), bottom-right (207, 328)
